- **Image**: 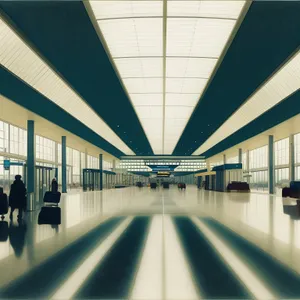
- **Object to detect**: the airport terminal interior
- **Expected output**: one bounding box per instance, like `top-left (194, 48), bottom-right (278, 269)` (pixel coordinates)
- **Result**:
top-left (0, 0), bottom-right (300, 299)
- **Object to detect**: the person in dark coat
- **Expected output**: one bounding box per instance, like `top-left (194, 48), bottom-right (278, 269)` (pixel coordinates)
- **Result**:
top-left (9, 175), bottom-right (27, 220)
top-left (51, 177), bottom-right (58, 193)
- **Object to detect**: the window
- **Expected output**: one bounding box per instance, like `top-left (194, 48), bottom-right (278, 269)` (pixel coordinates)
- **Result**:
top-left (274, 138), bottom-right (289, 166)
top-left (295, 133), bottom-right (300, 164)
top-left (275, 168), bottom-right (289, 187)
top-left (0, 121), bottom-right (9, 152)
top-left (249, 146), bottom-right (268, 169)
top-left (36, 135), bottom-right (55, 161)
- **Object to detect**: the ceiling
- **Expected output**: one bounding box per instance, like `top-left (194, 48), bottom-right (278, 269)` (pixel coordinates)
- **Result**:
top-left (0, 1), bottom-right (299, 158)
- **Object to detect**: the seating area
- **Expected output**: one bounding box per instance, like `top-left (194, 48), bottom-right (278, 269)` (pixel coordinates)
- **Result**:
top-left (227, 181), bottom-right (250, 192)
top-left (282, 181), bottom-right (300, 199)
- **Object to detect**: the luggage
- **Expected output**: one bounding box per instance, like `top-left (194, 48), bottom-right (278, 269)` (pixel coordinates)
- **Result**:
top-left (0, 221), bottom-right (8, 241)
top-left (150, 183), bottom-right (157, 189)
top-left (43, 191), bottom-right (61, 204)
top-left (0, 193), bottom-right (9, 218)
top-left (163, 182), bottom-right (169, 189)
top-left (282, 187), bottom-right (291, 198)
top-left (38, 206), bottom-right (61, 225)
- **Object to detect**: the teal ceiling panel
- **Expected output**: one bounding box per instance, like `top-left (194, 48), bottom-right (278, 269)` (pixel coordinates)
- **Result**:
top-left (202, 91), bottom-right (300, 159)
top-left (173, 1), bottom-right (300, 155)
top-left (0, 1), bottom-right (153, 155)
top-left (0, 66), bottom-right (124, 158)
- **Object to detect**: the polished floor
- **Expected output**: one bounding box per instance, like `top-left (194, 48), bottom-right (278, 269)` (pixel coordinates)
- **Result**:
top-left (0, 185), bottom-right (300, 299)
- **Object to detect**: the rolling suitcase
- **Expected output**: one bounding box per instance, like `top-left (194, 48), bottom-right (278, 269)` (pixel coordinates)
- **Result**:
top-left (38, 206), bottom-right (61, 225)
top-left (0, 193), bottom-right (9, 219)
top-left (43, 191), bottom-right (61, 204)
top-left (0, 221), bottom-right (8, 241)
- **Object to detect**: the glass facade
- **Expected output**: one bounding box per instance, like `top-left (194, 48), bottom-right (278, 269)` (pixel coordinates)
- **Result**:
top-left (227, 156), bottom-right (238, 164)
top-left (249, 146), bottom-right (268, 169)
top-left (0, 118), bottom-right (115, 191)
top-left (249, 146), bottom-right (268, 192)
top-left (275, 138), bottom-right (289, 166)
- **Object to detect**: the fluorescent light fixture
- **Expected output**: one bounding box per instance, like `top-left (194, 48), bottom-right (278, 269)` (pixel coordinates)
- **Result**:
top-left (115, 58), bottom-right (163, 78)
top-left (87, 1), bottom-right (246, 154)
top-left (90, 1), bottom-right (162, 20)
top-left (194, 51), bottom-right (300, 155)
top-left (0, 17), bottom-right (134, 155)
top-left (167, 1), bottom-right (246, 19)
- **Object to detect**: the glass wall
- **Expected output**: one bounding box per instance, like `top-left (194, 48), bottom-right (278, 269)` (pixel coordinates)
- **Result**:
top-left (36, 135), bottom-right (55, 162)
top-left (249, 146), bottom-right (268, 192)
top-left (274, 138), bottom-right (289, 193)
top-left (249, 146), bottom-right (268, 169)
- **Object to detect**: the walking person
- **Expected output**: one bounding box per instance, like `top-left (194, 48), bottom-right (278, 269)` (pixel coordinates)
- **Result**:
top-left (9, 175), bottom-right (27, 220)
top-left (51, 177), bottom-right (58, 193)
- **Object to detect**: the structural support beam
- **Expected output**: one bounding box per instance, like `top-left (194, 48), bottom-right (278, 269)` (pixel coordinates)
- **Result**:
top-left (99, 153), bottom-right (103, 191)
top-left (27, 120), bottom-right (35, 211)
top-left (268, 135), bottom-right (275, 194)
top-left (238, 148), bottom-right (242, 164)
top-left (290, 134), bottom-right (295, 182)
top-left (62, 136), bottom-right (67, 193)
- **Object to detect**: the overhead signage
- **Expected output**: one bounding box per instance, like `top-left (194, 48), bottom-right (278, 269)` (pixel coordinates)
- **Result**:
top-left (4, 160), bottom-right (10, 170)
top-left (3, 160), bottom-right (24, 170)
top-left (148, 165), bottom-right (179, 172)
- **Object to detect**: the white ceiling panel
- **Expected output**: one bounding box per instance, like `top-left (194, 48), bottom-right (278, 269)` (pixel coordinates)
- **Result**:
top-left (165, 94), bottom-right (199, 106)
top-left (130, 94), bottom-right (163, 106)
top-left (166, 57), bottom-right (217, 78)
top-left (124, 78), bottom-right (163, 93)
top-left (88, 0), bottom-right (245, 154)
top-left (90, 1), bottom-right (162, 20)
top-left (0, 17), bottom-right (134, 155)
top-left (135, 106), bottom-right (163, 119)
top-left (165, 106), bottom-right (194, 119)
top-left (167, 18), bottom-right (236, 58)
top-left (115, 58), bottom-right (163, 78)
top-left (166, 78), bottom-right (207, 94)
top-left (168, 1), bottom-right (245, 19)
top-left (194, 51), bottom-right (300, 155)
top-left (98, 18), bottom-right (163, 58)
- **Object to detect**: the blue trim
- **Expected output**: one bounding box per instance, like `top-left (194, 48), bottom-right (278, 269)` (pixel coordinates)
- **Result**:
top-left (203, 91), bottom-right (300, 158)
top-left (103, 170), bottom-right (116, 175)
top-left (62, 136), bottom-right (67, 193)
top-left (0, 66), bottom-right (124, 158)
top-left (212, 164), bottom-right (242, 171)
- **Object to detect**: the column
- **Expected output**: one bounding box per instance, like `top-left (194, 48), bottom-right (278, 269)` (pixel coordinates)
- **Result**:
top-left (99, 153), bottom-right (103, 191)
top-left (62, 136), bottom-right (67, 193)
top-left (206, 160), bottom-right (210, 171)
top-left (85, 148), bottom-right (88, 169)
top-left (112, 159), bottom-right (116, 172)
top-left (238, 148), bottom-right (242, 164)
top-left (223, 154), bottom-right (226, 165)
top-left (27, 120), bottom-right (35, 211)
top-left (54, 142), bottom-right (58, 179)
top-left (290, 134), bottom-right (295, 182)
top-left (268, 135), bottom-right (275, 194)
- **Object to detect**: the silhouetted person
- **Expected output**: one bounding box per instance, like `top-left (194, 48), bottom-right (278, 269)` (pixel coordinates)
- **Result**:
top-left (51, 177), bottom-right (58, 193)
top-left (9, 220), bottom-right (27, 257)
top-left (0, 187), bottom-right (8, 220)
top-left (9, 175), bottom-right (27, 220)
